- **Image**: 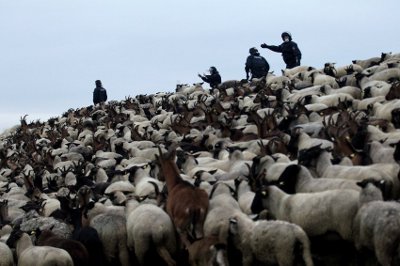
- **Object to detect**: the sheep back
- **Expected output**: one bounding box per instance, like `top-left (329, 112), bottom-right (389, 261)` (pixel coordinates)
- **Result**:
top-left (19, 246), bottom-right (74, 266)
top-left (126, 204), bottom-right (176, 266)
top-left (252, 186), bottom-right (359, 241)
top-left (353, 201), bottom-right (400, 266)
top-left (251, 220), bottom-right (313, 266)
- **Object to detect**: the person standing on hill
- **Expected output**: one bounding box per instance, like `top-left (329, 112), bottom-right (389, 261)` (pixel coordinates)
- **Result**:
top-left (198, 66), bottom-right (222, 89)
top-left (93, 80), bottom-right (108, 106)
top-left (245, 47), bottom-right (270, 80)
top-left (261, 31), bottom-right (302, 69)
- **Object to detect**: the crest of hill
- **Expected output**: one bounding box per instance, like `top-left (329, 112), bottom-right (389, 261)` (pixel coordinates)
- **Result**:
top-left (0, 51), bottom-right (400, 181)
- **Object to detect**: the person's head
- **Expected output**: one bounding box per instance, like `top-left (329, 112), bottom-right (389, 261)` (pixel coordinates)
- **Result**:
top-left (249, 47), bottom-right (259, 56)
top-left (95, 80), bottom-right (102, 87)
top-left (209, 66), bottom-right (218, 74)
top-left (281, 32), bottom-right (292, 42)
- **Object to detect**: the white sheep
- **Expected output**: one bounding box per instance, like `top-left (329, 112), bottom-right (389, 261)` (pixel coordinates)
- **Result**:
top-left (352, 56), bottom-right (381, 69)
top-left (361, 80), bottom-right (392, 98)
top-left (251, 185), bottom-right (360, 241)
top-left (352, 96), bottom-right (386, 111)
top-left (126, 165), bottom-right (163, 198)
top-left (90, 213), bottom-right (130, 266)
top-left (0, 225), bottom-right (12, 243)
top-left (322, 84), bottom-right (361, 99)
top-left (125, 146), bottom-right (165, 161)
top-left (353, 200), bottom-right (400, 266)
top-left (276, 164), bottom-right (363, 194)
top-left (236, 178), bottom-right (255, 215)
top-left (266, 75), bottom-right (291, 90)
top-left (371, 99), bottom-right (400, 121)
top-left (180, 153), bottom-right (228, 179)
top-left (78, 186), bottom-right (128, 266)
top-left (369, 67), bottom-right (400, 83)
top-left (6, 230), bottom-right (74, 266)
top-left (331, 63), bottom-right (363, 78)
top-left (203, 182), bottom-right (242, 239)
top-left (282, 65), bottom-right (314, 77)
top-left (367, 124), bottom-right (400, 145)
top-left (306, 93), bottom-right (354, 108)
top-left (228, 212), bottom-right (314, 266)
top-left (292, 127), bottom-right (334, 152)
top-left (126, 203), bottom-right (176, 266)
top-left (308, 70), bottom-right (339, 88)
top-left (104, 181), bottom-right (135, 195)
top-left (0, 241), bottom-right (14, 266)
top-left (310, 148), bottom-right (400, 199)
top-left (367, 140), bottom-right (397, 164)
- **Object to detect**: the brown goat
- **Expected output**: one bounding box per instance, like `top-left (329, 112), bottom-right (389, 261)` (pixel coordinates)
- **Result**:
top-left (187, 236), bottom-right (229, 266)
top-left (157, 145), bottom-right (209, 248)
top-left (36, 229), bottom-right (90, 266)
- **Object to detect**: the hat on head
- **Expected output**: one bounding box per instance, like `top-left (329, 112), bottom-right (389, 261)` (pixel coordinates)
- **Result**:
top-left (249, 47), bottom-right (259, 55)
top-left (281, 32), bottom-right (292, 41)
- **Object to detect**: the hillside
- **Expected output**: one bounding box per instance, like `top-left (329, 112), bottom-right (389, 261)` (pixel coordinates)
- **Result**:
top-left (1, 51), bottom-right (400, 265)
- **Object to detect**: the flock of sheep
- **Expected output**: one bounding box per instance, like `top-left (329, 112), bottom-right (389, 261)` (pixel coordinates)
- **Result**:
top-left (1, 51), bottom-right (400, 266)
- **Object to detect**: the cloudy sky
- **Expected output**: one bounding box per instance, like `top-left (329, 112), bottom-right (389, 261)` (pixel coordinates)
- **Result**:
top-left (1, 0), bottom-right (399, 132)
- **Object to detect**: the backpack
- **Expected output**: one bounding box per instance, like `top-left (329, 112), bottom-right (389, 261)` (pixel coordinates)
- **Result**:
top-left (251, 56), bottom-right (269, 76)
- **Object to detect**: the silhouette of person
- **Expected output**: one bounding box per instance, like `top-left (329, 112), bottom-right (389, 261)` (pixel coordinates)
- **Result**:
top-left (198, 66), bottom-right (222, 89)
top-left (93, 80), bottom-right (108, 106)
top-left (245, 47), bottom-right (270, 80)
top-left (261, 32), bottom-right (302, 69)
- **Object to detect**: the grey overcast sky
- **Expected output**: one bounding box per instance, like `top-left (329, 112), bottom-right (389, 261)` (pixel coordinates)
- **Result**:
top-left (1, 0), bottom-right (399, 132)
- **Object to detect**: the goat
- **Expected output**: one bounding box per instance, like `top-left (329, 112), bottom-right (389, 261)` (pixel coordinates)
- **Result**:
top-left (69, 207), bottom-right (107, 266)
top-left (36, 228), bottom-right (90, 266)
top-left (187, 236), bottom-right (229, 266)
top-left (77, 186), bottom-right (130, 266)
top-left (156, 145), bottom-right (209, 248)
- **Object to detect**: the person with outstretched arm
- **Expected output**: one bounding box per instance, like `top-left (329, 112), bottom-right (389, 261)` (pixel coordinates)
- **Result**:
top-left (198, 66), bottom-right (222, 89)
top-left (261, 31), bottom-right (302, 69)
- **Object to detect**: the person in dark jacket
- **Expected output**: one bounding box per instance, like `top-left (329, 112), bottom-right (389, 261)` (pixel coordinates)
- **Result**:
top-left (261, 32), bottom-right (302, 69)
top-left (198, 66), bottom-right (222, 89)
top-left (93, 80), bottom-right (108, 105)
top-left (245, 47), bottom-right (270, 80)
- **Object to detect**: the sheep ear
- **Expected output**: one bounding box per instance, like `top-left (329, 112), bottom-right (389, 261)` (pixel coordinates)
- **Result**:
top-left (356, 180), bottom-right (367, 188)
top-left (209, 169), bottom-right (218, 175)
top-left (228, 218), bottom-right (238, 235)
